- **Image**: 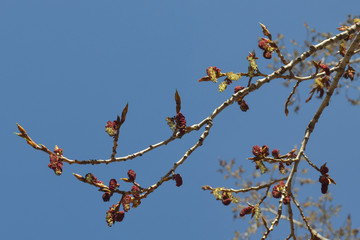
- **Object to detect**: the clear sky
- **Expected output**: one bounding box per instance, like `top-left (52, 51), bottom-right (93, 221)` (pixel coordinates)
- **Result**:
top-left (1, 1), bottom-right (359, 239)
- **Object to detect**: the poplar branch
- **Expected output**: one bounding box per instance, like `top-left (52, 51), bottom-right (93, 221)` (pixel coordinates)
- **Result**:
top-left (142, 121), bottom-right (213, 198)
top-left (18, 22), bottom-right (360, 168)
top-left (202, 177), bottom-right (287, 194)
top-left (261, 198), bottom-right (284, 239)
top-left (264, 207), bottom-right (329, 240)
top-left (285, 31), bottom-right (360, 193)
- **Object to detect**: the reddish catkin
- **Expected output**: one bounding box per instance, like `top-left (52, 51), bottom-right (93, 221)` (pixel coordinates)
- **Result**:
top-left (174, 174), bottom-right (183, 187)
top-left (234, 86), bottom-right (244, 93)
top-left (48, 153), bottom-right (63, 175)
top-left (113, 211), bottom-right (125, 222)
top-left (109, 179), bottom-right (118, 191)
top-left (131, 185), bottom-right (140, 198)
top-left (263, 50), bottom-right (272, 59)
top-left (252, 145), bottom-right (262, 157)
top-left (222, 198), bottom-right (232, 206)
top-left (102, 192), bottom-right (111, 202)
top-left (175, 112), bottom-right (187, 136)
top-left (240, 206), bottom-right (254, 217)
top-left (127, 169), bottom-right (136, 182)
top-left (320, 165), bottom-right (329, 175)
top-left (258, 39), bottom-right (269, 50)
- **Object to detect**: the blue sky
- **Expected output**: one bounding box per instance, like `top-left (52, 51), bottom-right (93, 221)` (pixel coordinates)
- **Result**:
top-left (1, 1), bottom-right (359, 239)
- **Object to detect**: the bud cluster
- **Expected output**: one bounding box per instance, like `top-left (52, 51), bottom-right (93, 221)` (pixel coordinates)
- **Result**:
top-left (258, 38), bottom-right (273, 59)
top-left (166, 112), bottom-right (187, 137)
top-left (251, 145), bottom-right (269, 173)
top-left (102, 179), bottom-right (120, 202)
top-left (206, 66), bottom-right (222, 83)
top-left (272, 181), bottom-right (291, 205)
top-left (106, 204), bottom-right (125, 227)
top-left (102, 169), bottom-right (143, 226)
top-left (251, 145), bottom-right (296, 175)
top-left (48, 146), bottom-right (64, 175)
top-left (306, 64), bottom-right (332, 102)
top-left (105, 120), bottom-right (119, 137)
top-left (131, 185), bottom-right (140, 198)
top-left (122, 194), bottom-right (132, 212)
top-left (344, 65), bottom-right (355, 80)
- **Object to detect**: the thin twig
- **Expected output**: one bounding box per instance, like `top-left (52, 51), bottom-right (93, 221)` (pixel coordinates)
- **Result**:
top-left (283, 30), bottom-right (360, 239)
top-left (142, 121), bottom-right (213, 198)
top-left (287, 201), bottom-right (296, 240)
top-left (261, 198), bottom-right (284, 240)
top-left (203, 177), bottom-right (287, 194)
top-left (290, 194), bottom-right (314, 237)
top-left (18, 22), bottom-right (360, 167)
top-left (302, 152), bottom-right (320, 171)
top-left (264, 207), bottom-right (329, 240)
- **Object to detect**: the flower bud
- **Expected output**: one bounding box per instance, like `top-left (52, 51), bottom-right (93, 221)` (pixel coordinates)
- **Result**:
top-left (278, 181), bottom-right (285, 187)
top-left (263, 51), bottom-right (272, 59)
top-left (258, 39), bottom-right (269, 50)
top-left (272, 149), bottom-right (280, 158)
top-left (106, 204), bottom-right (118, 227)
top-left (222, 198), bottom-right (232, 206)
top-left (319, 64), bottom-right (330, 76)
top-left (272, 188), bottom-right (281, 199)
top-left (320, 165), bottom-right (329, 175)
top-left (174, 174), bottom-right (183, 187)
top-left (262, 145), bottom-right (269, 156)
top-left (48, 153), bottom-right (63, 175)
top-left (105, 121), bottom-right (117, 137)
top-left (127, 169), bottom-right (136, 182)
top-left (102, 192), bottom-right (111, 202)
top-left (122, 195), bottom-right (132, 212)
top-left (240, 206), bottom-right (254, 217)
top-left (54, 145), bottom-right (63, 156)
top-left (131, 185), bottom-right (140, 198)
top-left (109, 179), bottom-right (119, 191)
top-left (252, 145), bottom-right (262, 157)
top-left (239, 100), bottom-right (249, 112)
top-left (234, 86), bottom-right (244, 93)
top-left (283, 196), bottom-right (291, 205)
top-left (206, 66), bottom-right (222, 83)
top-left (114, 211), bottom-right (125, 222)
top-left (175, 112), bottom-right (187, 136)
